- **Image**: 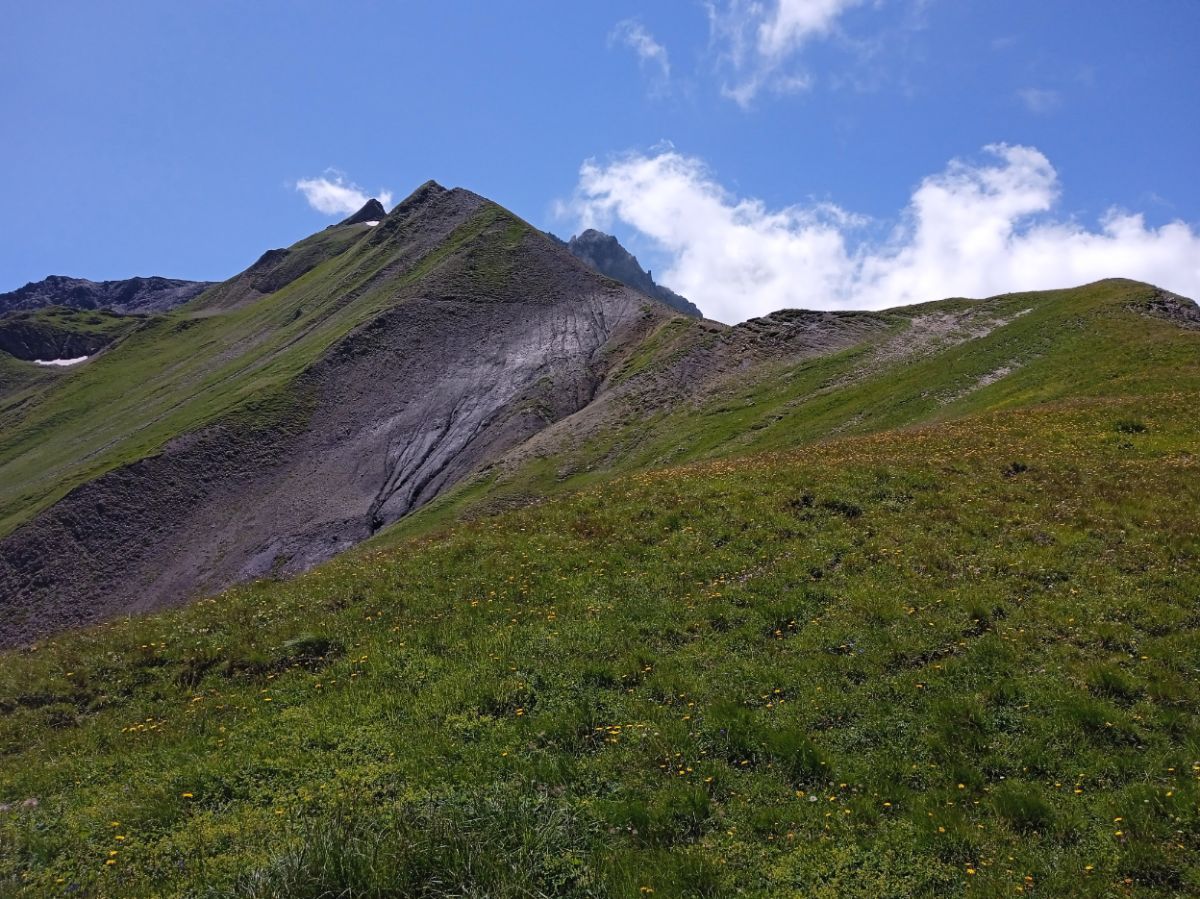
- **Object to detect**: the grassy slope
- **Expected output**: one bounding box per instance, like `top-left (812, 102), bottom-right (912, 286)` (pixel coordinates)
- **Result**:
top-left (0, 206), bottom-right (523, 539)
top-left (0, 282), bottom-right (1196, 896)
top-left (0, 356), bottom-right (52, 405)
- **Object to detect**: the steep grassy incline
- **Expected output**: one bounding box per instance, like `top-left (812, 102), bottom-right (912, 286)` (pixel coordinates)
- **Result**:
top-left (0, 313), bottom-right (1195, 896)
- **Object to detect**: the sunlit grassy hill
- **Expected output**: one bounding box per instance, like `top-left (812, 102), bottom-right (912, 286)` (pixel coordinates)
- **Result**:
top-left (0, 278), bottom-right (1196, 897)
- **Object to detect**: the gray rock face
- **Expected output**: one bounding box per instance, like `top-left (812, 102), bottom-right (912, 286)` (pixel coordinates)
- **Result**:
top-left (1133, 287), bottom-right (1200, 330)
top-left (563, 229), bottom-right (703, 318)
top-left (0, 275), bottom-right (213, 315)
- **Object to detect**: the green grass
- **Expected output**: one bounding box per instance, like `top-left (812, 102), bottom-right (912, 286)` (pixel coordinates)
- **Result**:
top-left (0, 262), bottom-right (1197, 897)
top-left (0, 339), bottom-right (1197, 895)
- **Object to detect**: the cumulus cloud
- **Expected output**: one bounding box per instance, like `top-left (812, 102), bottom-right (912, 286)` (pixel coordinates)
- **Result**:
top-left (707, 0), bottom-right (865, 105)
top-left (562, 144), bottom-right (1200, 323)
top-left (295, 170), bottom-right (394, 216)
top-left (612, 19), bottom-right (672, 85)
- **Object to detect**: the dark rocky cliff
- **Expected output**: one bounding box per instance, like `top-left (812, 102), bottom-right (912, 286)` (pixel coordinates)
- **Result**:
top-left (558, 229), bottom-right (703, 318)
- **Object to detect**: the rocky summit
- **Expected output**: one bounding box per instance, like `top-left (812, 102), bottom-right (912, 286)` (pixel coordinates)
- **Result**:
top-left (333, 197), bottom-right (389, 227)
top-left (560, 228), bottom-right (703, 317)
top-left (0, 182), bottom-right (669, 644)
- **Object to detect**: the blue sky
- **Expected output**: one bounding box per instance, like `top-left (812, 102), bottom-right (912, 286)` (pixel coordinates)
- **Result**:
top-left (3, 1), bottom-right (1198, 321)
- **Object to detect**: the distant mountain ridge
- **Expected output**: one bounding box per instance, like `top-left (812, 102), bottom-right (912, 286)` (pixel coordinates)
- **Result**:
top-left (0, 275), bottom-right (213, 315)
top-left (554, 228), bottom-right (703, 317)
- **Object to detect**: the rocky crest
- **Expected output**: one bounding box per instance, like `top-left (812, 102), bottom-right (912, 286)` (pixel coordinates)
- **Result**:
top-left (1133, 287), bottom-right (1200, 330)
top-left (332, 198), bottom-right (389, 228)
top-left (0, 275), bottom-right (213, 315)
top-left (560, 229), bottom-right (703, 318)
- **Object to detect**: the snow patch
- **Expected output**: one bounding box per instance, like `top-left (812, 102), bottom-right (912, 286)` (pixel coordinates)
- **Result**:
top-left (364, 220), bottom-right (380, 227)
top-left (32, 356), bottom-right (89, 367)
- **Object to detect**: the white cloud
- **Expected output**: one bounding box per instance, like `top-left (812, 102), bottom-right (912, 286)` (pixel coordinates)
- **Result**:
top-left (758, 0), bottom-right (866, 56)
top-left (562, 145), bottom-right (1200, 323)
top-left (295, 169), bottom-right (394, 216)
top-left (612, 19), bottom-right (672, 85)
top-left (707, 0), bottom-right (866, 105)
top-left (1018, 87), bottom-right (1061, 115)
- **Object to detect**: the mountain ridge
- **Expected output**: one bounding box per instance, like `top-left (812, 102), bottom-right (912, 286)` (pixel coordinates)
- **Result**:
top-left (0, 180), bottom-right (1197, 651)
top-left (554, 228), bottom-right (703, 317)
top-left (0, 181), bottom-right (673, 645)
top-left (0, 274), bottom-right (213, 315)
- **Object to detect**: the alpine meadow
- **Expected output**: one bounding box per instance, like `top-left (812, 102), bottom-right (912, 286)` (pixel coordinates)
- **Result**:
top-left (2, 3), bottom-right (1200, 898)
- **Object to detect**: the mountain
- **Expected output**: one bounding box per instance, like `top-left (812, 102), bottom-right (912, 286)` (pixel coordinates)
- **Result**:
top-left (0, 182), bottom-right (669, 644)
top-left (0, 274), bottom-right (213, 315)
top-left (0, 181), bottom-right (1198, 896)
top-left (560, 228), bottom-right (703, 317)
top-left (1, 183), bottom-right (1197, 646)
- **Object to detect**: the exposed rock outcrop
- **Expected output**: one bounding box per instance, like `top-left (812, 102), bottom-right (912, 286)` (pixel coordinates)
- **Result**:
top-left (1132, 286), bottom-right (1200, 330)
top-left (559, 229), bottom-right (703, 318)
top-left (333, 198), bottom-right (388, 228)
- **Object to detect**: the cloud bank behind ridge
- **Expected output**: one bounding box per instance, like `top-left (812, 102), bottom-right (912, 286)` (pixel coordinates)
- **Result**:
top-left (296, 170), bottom-right (394, 216)
top-left (563, 144), bottom-right (1200, 323)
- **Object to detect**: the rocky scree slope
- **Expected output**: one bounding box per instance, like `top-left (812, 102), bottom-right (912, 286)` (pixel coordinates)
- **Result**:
top-left (0, 184), bottom-right (670, 646)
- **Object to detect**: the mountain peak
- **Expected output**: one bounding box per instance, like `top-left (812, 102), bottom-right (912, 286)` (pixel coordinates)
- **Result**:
top-left (336, 198), bottom-right (388, 227)
top-left (566, 229), bottom-right (702, 318)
